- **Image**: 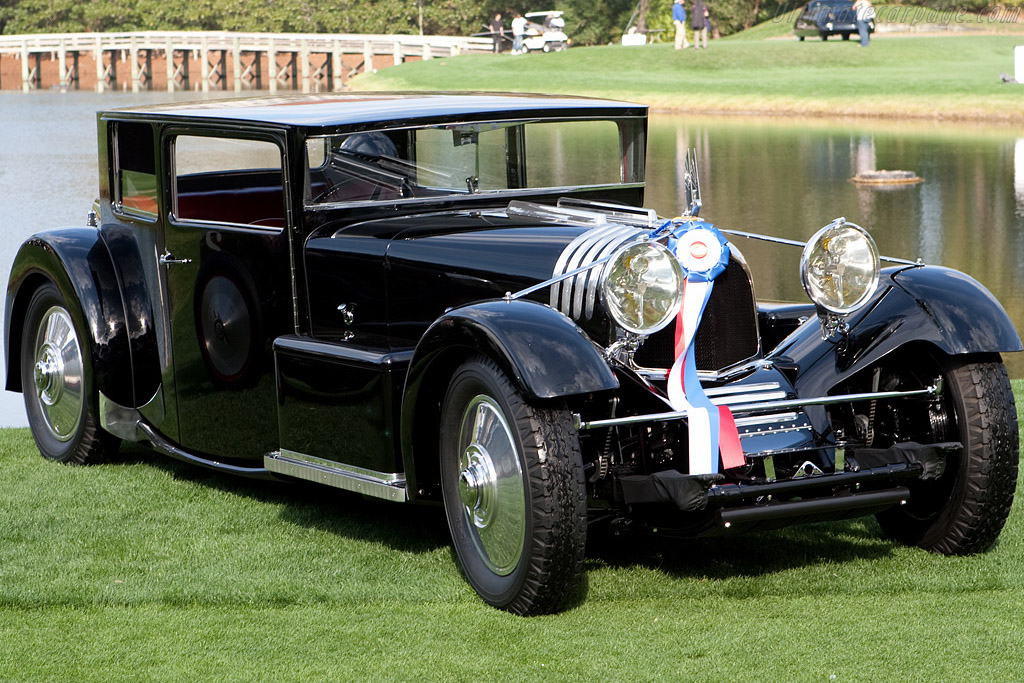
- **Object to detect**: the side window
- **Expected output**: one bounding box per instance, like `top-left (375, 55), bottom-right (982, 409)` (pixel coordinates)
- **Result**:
top-left (173, 135), bottom-right (285, 228)
top-left (114, 121), bottom-right (157, 217)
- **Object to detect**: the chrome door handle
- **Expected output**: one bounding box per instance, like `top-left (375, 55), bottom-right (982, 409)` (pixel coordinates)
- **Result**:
top-left (159, 251), bottom-right (192, 266)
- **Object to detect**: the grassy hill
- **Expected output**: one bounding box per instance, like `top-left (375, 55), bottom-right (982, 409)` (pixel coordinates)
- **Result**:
top-left (353, 32), bottom-right (1024, 122)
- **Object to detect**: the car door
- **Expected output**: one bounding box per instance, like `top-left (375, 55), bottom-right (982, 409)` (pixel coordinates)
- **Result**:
top-left (161, 128), bottom-right (293, 461)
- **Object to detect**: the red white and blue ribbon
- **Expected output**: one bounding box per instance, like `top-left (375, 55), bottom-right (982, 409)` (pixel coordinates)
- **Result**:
top-left (664, 219), bottom-right (746, 475)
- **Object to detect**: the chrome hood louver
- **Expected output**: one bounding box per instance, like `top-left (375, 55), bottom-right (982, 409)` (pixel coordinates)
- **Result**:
top-left (549, 223), bottom-right (647, 321)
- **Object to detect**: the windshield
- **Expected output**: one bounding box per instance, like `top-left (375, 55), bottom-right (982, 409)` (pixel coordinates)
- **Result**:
top-left (304, 117), bottom-right (644, 206)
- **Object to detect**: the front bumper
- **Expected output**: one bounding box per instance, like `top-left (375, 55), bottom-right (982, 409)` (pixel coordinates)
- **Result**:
top-left (617, 441), bottom-right (958, 536)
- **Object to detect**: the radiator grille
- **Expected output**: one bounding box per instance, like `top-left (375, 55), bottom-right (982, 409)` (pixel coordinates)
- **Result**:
top-left (633, 257), bottom-right (759, 371)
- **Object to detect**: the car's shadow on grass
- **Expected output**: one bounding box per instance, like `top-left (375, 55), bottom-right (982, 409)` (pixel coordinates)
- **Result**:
top-left (585, 517), bottom-right (897, 581)
top-left (112, 442), bottom-right (451, 555)
top-left (111, 443), bottom-right (898, 594)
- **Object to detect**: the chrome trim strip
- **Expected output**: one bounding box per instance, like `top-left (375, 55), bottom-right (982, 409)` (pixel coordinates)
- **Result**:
top-left (704, 382), bottom-right (782, 397)
top-left (265, 449), bottom-right (408, 502)
top-left (139, 422), bottom-right (272, 478)
top-left (739, 425), bottom-right (814, 438)
top-left (576, 384), bottom-right (939, 430)
top-left (711, 391), bottom-right (788, 406)
top-left (733, 412), bottom-right (799, 427)
top-left (273, 336), bottom-right (414, 366)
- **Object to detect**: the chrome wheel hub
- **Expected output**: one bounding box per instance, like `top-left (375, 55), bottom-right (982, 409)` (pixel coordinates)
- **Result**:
top-left (31, 306), bottom-right (83, 442)
top-left (457, 395), bottom-right (526, 576)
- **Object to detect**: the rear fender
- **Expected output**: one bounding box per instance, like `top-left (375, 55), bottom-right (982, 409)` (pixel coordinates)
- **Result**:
top-left (5, 230), bottom-right (136, 406)
top-left (399, 298), bottom-right (618, 500)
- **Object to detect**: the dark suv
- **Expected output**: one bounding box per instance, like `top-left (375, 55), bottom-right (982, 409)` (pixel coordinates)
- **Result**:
top-left (794, 0), bottom-right (872, 40)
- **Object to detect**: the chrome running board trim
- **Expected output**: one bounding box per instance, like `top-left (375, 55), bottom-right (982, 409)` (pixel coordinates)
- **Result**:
top-left (265, 449), bottom-right (408, 502)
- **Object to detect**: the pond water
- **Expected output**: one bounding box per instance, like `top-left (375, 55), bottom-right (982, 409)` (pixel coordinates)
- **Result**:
top-left (1, 92), bottom-right (1022, 427)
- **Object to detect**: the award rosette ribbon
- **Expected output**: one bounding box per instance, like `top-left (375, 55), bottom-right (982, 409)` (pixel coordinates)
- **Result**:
top-left (665, 220), bottom-right (746, 475)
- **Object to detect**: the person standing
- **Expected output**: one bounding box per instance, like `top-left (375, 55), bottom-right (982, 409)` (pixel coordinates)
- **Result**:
top-left (673, 0), bottom-right (689, 50)
top-left (511, 13), bottom-right (528, 54)
top-left (490, 13), bottom-right (505, 53)
top-left (853, 0), bottom-right (874, 47)
top-left (691, 0), bottom-right (709, 49)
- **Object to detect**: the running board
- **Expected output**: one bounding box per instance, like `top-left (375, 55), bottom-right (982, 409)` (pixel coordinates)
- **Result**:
top-left (264, 450), bottom-right (409, 502)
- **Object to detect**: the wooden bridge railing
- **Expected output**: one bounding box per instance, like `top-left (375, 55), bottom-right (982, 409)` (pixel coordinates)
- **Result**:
top-left (0, 31), bottom-right (494, 92)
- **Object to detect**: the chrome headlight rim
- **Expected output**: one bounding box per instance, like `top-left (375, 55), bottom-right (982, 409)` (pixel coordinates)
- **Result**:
top-left (600, 240), bottom-right (684, 336)
top-left (800, 221), bottom-right (880, 315)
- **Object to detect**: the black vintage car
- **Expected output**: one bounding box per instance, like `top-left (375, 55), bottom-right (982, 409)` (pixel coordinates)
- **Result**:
top-left (794, 0), bottom-right (872, 40)
top-left (5, 93), bottom-right (1020, 615)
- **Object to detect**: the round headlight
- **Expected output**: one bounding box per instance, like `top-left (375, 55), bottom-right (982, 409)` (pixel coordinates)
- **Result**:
top-left (601, 241), bottom-right (684, 335)
top-left (800, 222), bottom-right (880, 315)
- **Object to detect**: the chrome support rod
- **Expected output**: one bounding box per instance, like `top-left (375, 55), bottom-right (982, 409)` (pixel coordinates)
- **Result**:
top-left (576, 382), bottom-right (941, 431)
top-left (506, 253), bottom-right (614, 301)
top-left (718, 228), bottom-right (921, 266)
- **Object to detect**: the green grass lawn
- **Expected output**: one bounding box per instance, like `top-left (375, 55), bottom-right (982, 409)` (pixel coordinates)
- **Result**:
top-left (353, 34), bottom-right (1024, 122)
top-left (0, 381), bottom-right (1021, 680)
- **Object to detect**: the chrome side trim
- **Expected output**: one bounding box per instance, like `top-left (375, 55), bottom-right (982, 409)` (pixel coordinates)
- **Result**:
top-left (733, 412), bottom-right (799, 428)
top-left (704, 382), bottom-right (782, 397)
top-left (711, 391), bottom-right (788, 406)
top-left (273, 336), bottom-right (414, 366)
top-left (138, 422), bottom-right (272, 478)
top-left (576, 384), bottom-right (940, 431)
top-left (265, 449), bottom-right (409, 502)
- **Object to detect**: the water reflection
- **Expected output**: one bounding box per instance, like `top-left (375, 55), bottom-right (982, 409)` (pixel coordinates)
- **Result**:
top-left (1, 96), bottom-right (1022, 427)
top-left (645, 115), bottom-right (1024, 380)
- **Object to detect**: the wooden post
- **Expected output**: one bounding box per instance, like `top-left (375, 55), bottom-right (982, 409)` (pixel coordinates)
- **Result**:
top-left (21, 40), bottom-right (30, 92)
top-left (130, 35), bottom-right (139, 92)
top-left (201, 35), bottom-right (210, 92)
top-left (394, 41), bottom-right (403, 66)
top-left (166, 38), bottom-right (175, 92)
top-left (423, 41), bottom-right (432, 60)
top-left (232, 36), bottom-right (242, 92)
top-left (58, 39), bottom-right (67, 88)
top-left (332, 40), bottom-right (342, 91)
top-left (363, 41), bottom-right (373, 73)
top-left (300, 46), bottom-right (310, 93)
top-left (268, 39), bottom-right (277, 93)
top-left (94, 42), bottom-right (103, 92)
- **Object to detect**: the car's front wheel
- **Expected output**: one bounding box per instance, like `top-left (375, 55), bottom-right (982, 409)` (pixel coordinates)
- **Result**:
top-left (20, 282), bottom-right (119, 464)
top-left (440, 355), bottom-right (586, 615)
top-left (876, 357), bottom-right (1018, 554)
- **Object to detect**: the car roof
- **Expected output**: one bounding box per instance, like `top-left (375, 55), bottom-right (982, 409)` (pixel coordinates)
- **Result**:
top-left (101, 91), bottom-right (644, 129)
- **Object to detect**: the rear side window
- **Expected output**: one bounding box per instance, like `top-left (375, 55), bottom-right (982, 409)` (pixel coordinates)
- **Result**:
top-left (114, 121), bottom-right (157, 217)
top-left (172, 135), bottom-right (285, 229)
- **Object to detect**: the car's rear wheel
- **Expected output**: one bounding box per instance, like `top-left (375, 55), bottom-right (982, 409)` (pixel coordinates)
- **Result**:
top-left (876, 356), bottom-right (1018, 554)
top-left (20, 282), bottom-right (118, 464)
top-left (440, 355), bottom-right (586, 615)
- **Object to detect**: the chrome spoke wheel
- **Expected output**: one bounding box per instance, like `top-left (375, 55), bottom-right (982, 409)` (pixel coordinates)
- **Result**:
top-left (31, 306), bottom-right (84, 442)
top-left (456, 395), bottom-right (525, 576)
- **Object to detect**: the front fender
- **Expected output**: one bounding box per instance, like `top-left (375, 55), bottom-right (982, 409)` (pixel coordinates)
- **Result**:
top-left (770, 265), bottom-right (1021, 400)
top-left (408, 298), bottom-right (619, 401)
top-left (5, 229), bottom-right (134, 406)
top-left (399, 298), bottom-right (618, 501)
